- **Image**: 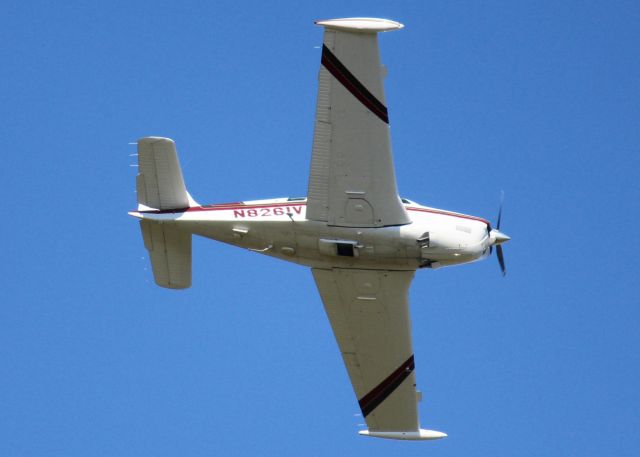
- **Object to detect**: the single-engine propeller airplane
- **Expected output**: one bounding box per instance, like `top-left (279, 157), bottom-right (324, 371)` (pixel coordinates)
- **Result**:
top-left (129, 17), bottom-right (510, 441)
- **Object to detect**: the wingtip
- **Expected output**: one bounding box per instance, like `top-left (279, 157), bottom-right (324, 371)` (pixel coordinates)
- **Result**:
top-left (358, 429), bottom-right (447, 441)
top-left (315, 18), bottom-right (404, 32)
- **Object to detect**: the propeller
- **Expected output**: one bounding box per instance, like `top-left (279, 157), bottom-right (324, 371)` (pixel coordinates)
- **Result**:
top-left (496, 244), bottom-right (506, 276)
top-left (488, 192), bottom-right (510, 276)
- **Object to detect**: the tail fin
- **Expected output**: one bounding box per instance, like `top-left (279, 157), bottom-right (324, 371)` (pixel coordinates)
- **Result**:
top-left (136, 137), bottom-right (198, 210)
top-left (134, 137), bottom-right (195, 289)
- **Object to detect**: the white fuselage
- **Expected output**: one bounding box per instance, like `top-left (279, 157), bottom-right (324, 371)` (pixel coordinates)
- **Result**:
top-left (137, 198), bottom-right (492, 271)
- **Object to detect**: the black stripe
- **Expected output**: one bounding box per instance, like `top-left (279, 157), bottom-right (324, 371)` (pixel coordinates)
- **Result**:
top-left (358, 355), bottom-right (415, 417)
top-left (321, 45), bottom-right (389, 124)
top-left (138, 207), bottom-right (190, 214)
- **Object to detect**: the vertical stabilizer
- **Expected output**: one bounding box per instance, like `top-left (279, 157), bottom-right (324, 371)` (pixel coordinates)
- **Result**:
top-left (137, 137), bottom-right (194, 210)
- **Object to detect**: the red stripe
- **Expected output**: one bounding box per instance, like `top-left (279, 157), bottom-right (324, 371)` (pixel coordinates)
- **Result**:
top-left (359, 355), bottom-right (415, 417)
top-left (137, 201), bottom-right (490, 225)
top-left (137, 202), bottom-right (306, 214)
top-left (321, 45), bottom-right (389, 124)
top-left (187, 202), bottom-right (306, 212)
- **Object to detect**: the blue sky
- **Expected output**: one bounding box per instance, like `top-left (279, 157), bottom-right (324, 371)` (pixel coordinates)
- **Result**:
top-left (1, 1), bottom-right (639, 456)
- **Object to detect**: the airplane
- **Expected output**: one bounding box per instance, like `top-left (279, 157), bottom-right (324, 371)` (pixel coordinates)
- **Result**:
top-left (129, 17), bottom-right (510, 441)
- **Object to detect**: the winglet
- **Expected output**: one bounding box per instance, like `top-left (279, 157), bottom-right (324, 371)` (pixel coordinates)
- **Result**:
top-left (315, 17), bottom-right (403, 33)
top-left (358, 429), bottom-right (447, 441)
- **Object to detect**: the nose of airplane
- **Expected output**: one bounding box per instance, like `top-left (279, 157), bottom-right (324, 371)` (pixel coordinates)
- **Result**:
top-left (490, 229), bottom-right (510, 246)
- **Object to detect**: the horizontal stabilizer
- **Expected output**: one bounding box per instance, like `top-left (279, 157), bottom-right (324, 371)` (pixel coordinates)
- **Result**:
top-left (140, 220), bottom-right (191, 289)
top-left (137, 137), bottom-right (192, 210)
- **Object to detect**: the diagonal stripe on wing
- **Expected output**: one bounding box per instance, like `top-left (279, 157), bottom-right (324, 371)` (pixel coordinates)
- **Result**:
top-left (312, 268), bottom-right (421, 432)
top-left (359, 355), bottom-right (415, 417)
top-left (321, 45), bottom-right (389, 124)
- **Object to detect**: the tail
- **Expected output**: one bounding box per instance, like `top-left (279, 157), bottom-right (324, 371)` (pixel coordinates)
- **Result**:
top-left (136, 137), bottom-right (198, 211)
top-left (133, 137), bottom-right (197, 289)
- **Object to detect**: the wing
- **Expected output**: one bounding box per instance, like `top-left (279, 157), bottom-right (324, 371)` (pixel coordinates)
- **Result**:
top-left (307, 19), bottom-right (411, 228)
top-left (312, 267), bottom-right (427, 436)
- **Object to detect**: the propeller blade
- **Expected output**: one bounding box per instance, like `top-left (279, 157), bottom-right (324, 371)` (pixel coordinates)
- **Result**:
top-left (496, 191), bottom-right (504, 230)
top-left (496, 244), bottom-right (506, 276)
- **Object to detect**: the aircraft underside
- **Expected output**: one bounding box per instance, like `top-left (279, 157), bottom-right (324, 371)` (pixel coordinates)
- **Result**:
top-left (129, 17), bottom-right (510, 441)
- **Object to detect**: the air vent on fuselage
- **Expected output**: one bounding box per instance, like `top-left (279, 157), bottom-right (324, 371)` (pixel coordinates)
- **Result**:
top-left (336, 243), bottom-right (355, 257)
top-left (318, 239), bottom-right (358, 257)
